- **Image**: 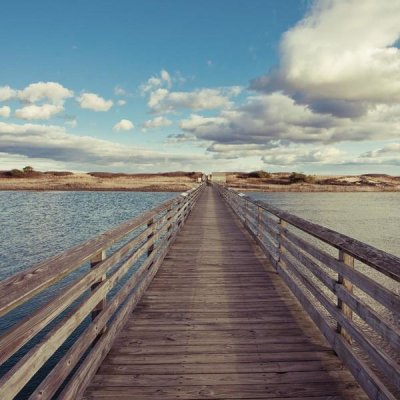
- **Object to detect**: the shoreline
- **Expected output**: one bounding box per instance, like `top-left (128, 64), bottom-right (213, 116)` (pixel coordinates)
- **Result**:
top-left (227, 185), bottom-right (400, 192)
top-left (1, 184), bottom-right (399, 192)
top-left (0, 186), bottom-right (189, 192)
top-left (1, 171), bottom-right (399, 192)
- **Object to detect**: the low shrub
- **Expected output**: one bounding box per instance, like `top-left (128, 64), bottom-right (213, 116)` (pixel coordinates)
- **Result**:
top-left (44, 171), bottom-right (74, 176)
top-left (289, 172), bottom-right (315, 184)
top-left (22, 166), bottom-right (34, 173)
top-left (247, 170), bottom-right (271, 179)
top-left (8, 169), bottom-right (25, 177)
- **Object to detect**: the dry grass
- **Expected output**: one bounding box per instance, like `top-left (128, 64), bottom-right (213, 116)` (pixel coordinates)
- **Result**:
top-left (0, 173), bottom-right (199, 192)
top-left (226, 173), bottom-right (400, 192)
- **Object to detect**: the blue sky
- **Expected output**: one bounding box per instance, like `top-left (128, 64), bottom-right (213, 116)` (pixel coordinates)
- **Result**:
top-left (0, 0), bottom-right (399, 174)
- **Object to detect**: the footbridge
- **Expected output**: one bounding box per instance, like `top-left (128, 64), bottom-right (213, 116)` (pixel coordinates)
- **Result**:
top-left (0, 184), bottom-right (399, 399)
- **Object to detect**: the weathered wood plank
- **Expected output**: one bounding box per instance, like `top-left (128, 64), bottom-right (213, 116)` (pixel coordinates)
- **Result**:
top-left (0, 197), bottom-right (178, 316)
top-left (219, 184), bottom-right (399, 400)
top-left (82, 382), bottom-right (366, 400)
top-left (82, 186), bottom-right (366, 400)
top-left (0, 185), bottom-right (203, 399)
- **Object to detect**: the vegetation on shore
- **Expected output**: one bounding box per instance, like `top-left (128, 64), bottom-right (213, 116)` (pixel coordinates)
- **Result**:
top-left (226, 171), bottom-right (400, 191)
top-left (0, 167), bottom-right (202, 192)
top-left (0, 167), bottom-right (399, 192)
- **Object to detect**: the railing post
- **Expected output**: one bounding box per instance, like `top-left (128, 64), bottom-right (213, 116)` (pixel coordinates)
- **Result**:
top-left (337, 250), bottom-right (354, 344)
top-left (277, 218), bottom-right (287, 269)
top-left (243, 198), bottom-right (248, 225)
top-left (90, 250), bottom-right (106, 321)
top-left (147, 218), bottom-right (155, 257)
top-left (166, 205), bottom-right (174, 241)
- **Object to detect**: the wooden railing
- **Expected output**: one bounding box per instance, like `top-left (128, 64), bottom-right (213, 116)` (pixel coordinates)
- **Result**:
top-left (0, 184), bottom-right (204, 400)
top-left (216, 184), bottom-right (400, 400)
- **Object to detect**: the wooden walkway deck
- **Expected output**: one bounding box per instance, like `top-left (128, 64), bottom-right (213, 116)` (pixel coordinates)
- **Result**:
top-left (83, 186), bottom-right (367, 399)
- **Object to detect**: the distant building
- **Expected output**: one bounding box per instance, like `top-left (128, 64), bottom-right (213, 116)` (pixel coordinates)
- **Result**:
top-left (211, 172), bottom-right (226, 183)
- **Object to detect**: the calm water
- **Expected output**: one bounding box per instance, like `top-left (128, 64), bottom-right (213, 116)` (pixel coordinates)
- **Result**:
top-left (249, 192), bottom-right (400, 257)
top-left (0, 191), bottom-right (176, 281)
top-left (0, 191), bottom-right (177, 398)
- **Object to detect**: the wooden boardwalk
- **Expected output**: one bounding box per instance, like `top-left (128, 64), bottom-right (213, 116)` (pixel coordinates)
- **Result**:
top-left (83, 186), bottom-right (367, 399)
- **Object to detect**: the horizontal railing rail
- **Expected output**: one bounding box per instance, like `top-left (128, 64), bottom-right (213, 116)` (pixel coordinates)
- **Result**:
top-left (216, 183), bottom-right (400, 400)
top-left (0, 183), bottom-right (204, 400)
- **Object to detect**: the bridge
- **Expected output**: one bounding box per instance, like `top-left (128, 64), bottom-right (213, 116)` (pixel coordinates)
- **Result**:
top-left (0, 184), bottom-right (399, 399)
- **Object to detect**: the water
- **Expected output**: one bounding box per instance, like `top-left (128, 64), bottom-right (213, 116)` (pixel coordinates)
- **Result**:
top-left (249, 192), bottom-right (400, 257)
top-left (249, 191), bottom-right (400, 377)
top-left (0, 191), bottom-right (177, 398)
top-left (0, 191), bottom-right (399, 397)
top-left (0, 191), bottom-right (176, 280)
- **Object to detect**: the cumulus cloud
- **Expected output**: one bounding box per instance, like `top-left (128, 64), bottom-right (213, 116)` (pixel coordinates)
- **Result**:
top-left (0, 152), bottom-right (70, 171)
top-left (165, 133), bottom-right (198, 143)
top-left (179, 93), bottom-right (400, 148)
top-left (18, 82), bottom-right (73, 105)
top-left (0, 106), bottom-right (11, 118)
top-left (141, 69), bottom-right (172, 94)
top-left (160, 70), bottom-right (172, 87)
top-left (113, 119), bottom-right (134, 131)
top-left (251, 0), bottom-right (400, 116)
top-left (0, 121), bottom-right (205, 168)
top-left (114, 85), bottom-right (127, 96)
top-left (76, 92), bottom-right (113, 111)
top-left (117, 99), bottom-right (126, 106)
top-left (15, 104), bottom-right (64, 120)
top-left (148, 88), bottom-right (234, 113)
top-left (261, 146), bottom-right (346, 166)
top-left (141, 116), bottom-right (172, 130)
top-left (0, 86), bottom-right (17, 102)
top-left (356, 143), bottom-right (400, 166)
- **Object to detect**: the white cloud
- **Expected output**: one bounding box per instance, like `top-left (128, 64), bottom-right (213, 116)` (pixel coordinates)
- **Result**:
top-left (0, 106), bottom-right (11, 118)
top-left (76, 92), bottom-right (113, 111)
top-left (0, 152), bottom-right (69, 171)
top-left (14, 104), bottom-right (64, 120)
top-left (65, 118), bottom-right (77, 128)
top-left (18, 82), bottom-right (73, 105)
top-left (141, 77), bottom-right (162, 93)
top-left (149, 88), bottom-right (233, 113)
top-left (160, 70), bottom-right (172, 87)
top-left (0, 121), bottom-right (206, 169)
top-left (114, 85), bottom-right (126, 96)
top-left (141, 116), bottom-right (172, 130)
top-left (285, 0), bottom-right (400, 102)
top-left (0, 86), bottom-right (17, 102)
top-left (148, 88), bottom-right (169, 109)
top-left (113, 119), bottom-right (134, 131)
top-left (117, 99), bottom-right (126, 106)
top-left (252, 0), bottom-right (400, 115)
top-left (261, 146), bottom-right (346, 166)
top-left (179, 93), bottom-right (400, 152)
top-left (140, 69), bottom-right (172, 94)
top-left (356, 143), bottom-right (400, 166)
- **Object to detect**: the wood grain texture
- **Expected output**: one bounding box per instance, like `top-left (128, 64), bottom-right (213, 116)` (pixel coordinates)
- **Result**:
top-left (0, 198), bottom-right (179, 316)
top-left (218, 184), bottom-right (399, 400)
top-left (83, 186), bottom-right (367, 400)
